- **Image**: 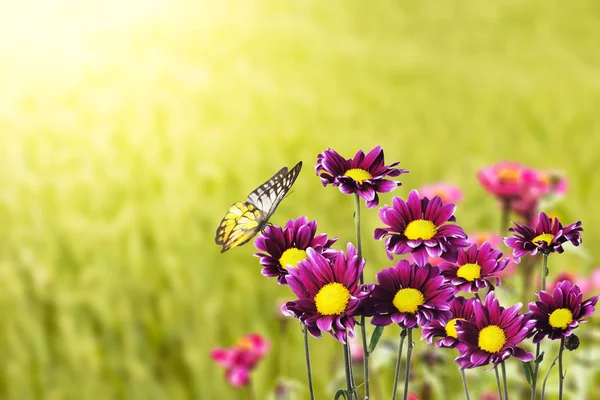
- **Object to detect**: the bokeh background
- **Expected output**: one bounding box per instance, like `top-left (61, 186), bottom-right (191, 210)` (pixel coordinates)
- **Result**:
top-left (1, 0), bottom-right (599, 399)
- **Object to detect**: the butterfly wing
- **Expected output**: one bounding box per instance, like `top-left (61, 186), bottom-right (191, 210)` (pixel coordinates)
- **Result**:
top-left (215, 201), bottom-right (266, 253)
top-left (246, 161), bottom-right (303, 219)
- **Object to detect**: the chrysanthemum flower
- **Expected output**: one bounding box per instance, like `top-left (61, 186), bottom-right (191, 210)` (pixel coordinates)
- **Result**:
top-left (551, 272), bottom-right (591, 295)
top-left (477, 161), bottom-right (539, 200)
top-left (503, 212), bottom-right (583, 259)
top-left (282, 243), bottom-right (369, 343)
top-left (422, 296), bottom-right (476, 349)
top-left (374, 190), bottom-right (469, 265)
top-left (254, 217), bottom-right (337, 285)
top-left (315, 146), bottom-right (408, 208)
top-left (439, 242), bottom-right (509, 294)
top-left (528, 280), bottom-right (599, 343)
top-left (366, 260), bottom-right (453, 329)
top-left (455, 292), bottom-right (534, 369)
top-left (211, 334), bottom-right (270, 387)
top-left (419, 182), bottom-right (463, 204)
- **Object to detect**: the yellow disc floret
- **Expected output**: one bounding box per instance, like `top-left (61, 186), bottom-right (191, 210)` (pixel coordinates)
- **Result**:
top-left (404, 219), bottom-right (438, 241)
top-left (445, 317), bottom-right (466, 338)
top-left (344, 168), bottom-right (373, 184)
top-left (393, 288), bottom-right (425, 314)
top-left (314, 283), bottom-right (351, 316)
top-left (457, 263), bottom-right (482, 281)
top-left (478, 325), bottom-right (507, 353)
top-left (279, 248), bottom-right (308, 270)
top-left (497, 168), bottom-right (520, 183)
top-left (532, 233), bottom-right (554, 246)
top-left (549, 308), bottom-right (573, 329)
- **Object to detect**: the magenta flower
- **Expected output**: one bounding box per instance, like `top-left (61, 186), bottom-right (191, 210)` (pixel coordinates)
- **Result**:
top-left (455, 292), bottom-right (534, 369)
top-left (282, 243), bottom-right (369, 344)
top-left (468, 232), bottom-right (502, 249)
top-left (419, 182), bottom-right (463, 204)
top-left (504, 212), bottom-right (583, 259)
top-left (528, 280), bottom-right (598, 343)
top-left (254, 217), bottom-right (337, 285)
top-left (211, 334), bottom-right (269, 387)
top-left (366, 260), bottom-right (453, 329)
top-left (422, 296), bottom-right (476, 349)
top-left (374, 190), bottom-right (469, 266)
top-left (439, 242), bottom-right (509, 294)
top-left (315, 146), bottom-right (408, 208)
top-left (477, 161), bottom-right (540, 200)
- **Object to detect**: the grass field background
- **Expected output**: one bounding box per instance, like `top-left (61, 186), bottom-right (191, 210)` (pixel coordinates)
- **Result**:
top-left (1, 0), bottom-right (600, 398)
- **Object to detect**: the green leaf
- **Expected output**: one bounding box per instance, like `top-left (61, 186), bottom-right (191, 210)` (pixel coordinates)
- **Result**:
top-left (368, 326), bottom-right (385, 354)
top-left (334, 389), bottom-right (348, 400)
top-left (521, 360), bottom-right (534, 387)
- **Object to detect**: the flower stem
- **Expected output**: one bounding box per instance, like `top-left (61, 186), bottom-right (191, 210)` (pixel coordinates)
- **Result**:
top-left (459, 368), bottom-right (471, 400)
top-left (403, 329), bottom-right (414, 400)
top-left (354, 193), bottom-right (370, 399)
top-left (541, 254), bottom-right (548, 292)
top-left (541, 354), bottom-right (559, 400)
top-left (501, 198), bottom-right (511, 234)
top-left (495, 367), bottom-right (503, 400)
top-left (343, 340), bottom-right (355, 400)
top-left (392, 329), bottom-right (407, 400)
top-left (501, 361), bottom-right (509, 400)
top-left (558, 337), bottom-right (565, 400)
top-left (531, 343), bottom-right (541, 400)
top-left (302, 325), bottom-right (315, 400)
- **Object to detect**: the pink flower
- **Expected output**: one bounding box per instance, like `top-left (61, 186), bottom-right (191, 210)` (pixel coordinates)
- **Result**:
top-left (477, 162), bottom-right (539, 200)
top-left (468, 232), bottom-right (502, 249)
top-left (348, 335), bottom-right (364, 363)
top-left (592, 268), bottom-right (600, 292)
top-left (211, 334), bottom-right (269, 387)
top-left (480, 391), bottom-right (500, 400)
top-left (551, 272), bottom-right (591, 295)
top-left (419, 182), bottom-right (463, 204)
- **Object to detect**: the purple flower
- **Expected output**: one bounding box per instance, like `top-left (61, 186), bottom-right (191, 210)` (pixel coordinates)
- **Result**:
top-left (504, 212), bottom-right (583, 260)
top-left (439, 242), bottom-right (509, 294)
top-left (455, 292), bottom-right (534, 369)
top-left (254, 217), bottom-right (337, 285)
top-left (374, 190), bottom-right (470, 266)
top-left (422, 296), bottom-right (476, 349)
top-left (315, 146), bottom-right (408, 208)
top-left (366, 260), bottom-right (454, 329)
top-left (282, 243), bottom-right (369, 344)
top-left (528, 280), bottom-right (599, 343)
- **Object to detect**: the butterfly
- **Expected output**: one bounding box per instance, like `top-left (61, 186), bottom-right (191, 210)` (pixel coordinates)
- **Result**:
top-left (215, 161), bottom-right (303, 253)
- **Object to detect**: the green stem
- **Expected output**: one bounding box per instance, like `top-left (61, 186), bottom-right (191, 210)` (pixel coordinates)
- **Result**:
top-left (392, 329), bottom-right (407, 400)
top-left (459, 368), bottom-right (471, 400)
top-left (541, 354), bottom-right (559, 400)
top-left (403, 329), bottom-right (414, 400)
top-left (343, 338), bottom-right (356, 400)
top-left (353, 193), bottom-right (370, 399)
top-left (495, 368), bottom-right (503, 400)
top-left (541, 254), bottom-right (548, 292)
top-left (246, 380), bottom-right (255, 400)
top-left (501, 199), bottom-right (511, 234)
top-left (531, 343), bottom-right (541, 400)
top-left (558, 337), bottom-right (565, 400)
top-left (302, 326), bottom-right (315, 400)
top-left (501, 361), bottom-right (509, 400)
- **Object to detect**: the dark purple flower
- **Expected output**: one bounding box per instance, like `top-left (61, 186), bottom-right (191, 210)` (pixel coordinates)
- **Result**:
top-left (439, 242), bottom-right (509, 294)
top-left (422, 296), bottom-right (476, 349)
top-left (504, 212), bottom-right (582, 260)
top-left (528, 280), bottom-right (598, 343)
top-left (254, 217), bottom-right (337, 285)
top-left (315, 146), bottom-right (408, 208)
top-left (374, 190), bottom-right (470, 266)
top-left (455, 292), bottom-right (534, 369)
top-left (282, 243), bottom-right (369, 344)
top-left (366, 260), bottom-right (454, 329)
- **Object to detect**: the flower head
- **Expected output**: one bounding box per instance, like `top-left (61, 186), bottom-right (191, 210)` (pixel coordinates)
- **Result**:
top-left (504, 212), bottom-right (583, 259)
top-left (477, 161), bottom-right (539, 200)
top-left (528, 280), bottom-right (599, 343)
top-left (374, 190), bottom-right (469, 266)
top-left (419, 182), bottom-right (463, 204)
top-left (315, 146), bottom-right (408, 208)
top-left (422, 296), bottom-right (476, 349)
top-left (366, 260), bottom-right (453, 329)
top-left (211, 334), bottom-right (270, 387)
top-left (455, 292), bottom-right (534, 369)
top-left (254, 217), bottom-right (337, 285)
top-left (282, 243), bottom-right (369, 343)
top-left (439, 242), bottom-right (509, 294)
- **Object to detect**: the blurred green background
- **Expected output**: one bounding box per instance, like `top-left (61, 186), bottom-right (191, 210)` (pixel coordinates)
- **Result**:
top-left (1, 0), bottom-right (599, 399)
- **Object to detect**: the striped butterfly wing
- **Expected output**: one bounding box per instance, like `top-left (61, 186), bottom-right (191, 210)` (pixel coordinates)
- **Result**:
top-left (246, 161), bottom-right (303, 219)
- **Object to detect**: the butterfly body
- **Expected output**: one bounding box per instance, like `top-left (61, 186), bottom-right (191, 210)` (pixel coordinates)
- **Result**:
top-left (215, 162), bottom-right (302, 252)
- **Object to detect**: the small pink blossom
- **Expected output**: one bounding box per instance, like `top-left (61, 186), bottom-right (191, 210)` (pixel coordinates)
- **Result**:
top-left (592, 268), bottom-right (600, 292)
top-left (211, 333), bottom-right (269, 387)
top-left (477, 162), bottom-right (539, 200)
top-left (468, 232), bottom-right (502, 249)
top-left (419, 182), bottom-right (463, 204)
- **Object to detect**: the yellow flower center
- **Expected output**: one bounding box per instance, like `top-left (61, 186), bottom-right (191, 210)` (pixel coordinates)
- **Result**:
top-left (314, 283), bottom-right (351, 316)
top-left (456, 263), bottom-right (482, 281)
top-left (404, 219), bottom-right (438, 241)
top-left (549, 308), bottom-right (573, 330)
top-left (237, 337), bottom-right (253, 349)
top-left (478, 325), bottom-right (507, 353)
top-left (279, 248), bottom-right (308, 270)
top-left (392, 288), bottom-right (425, 314)
top-left (344, 168), bottom-right (373, 184)
top-left (532, 233), bottom-right (554, 246)
top-left (445, 317), bottom-right (466, 338)
top-left (497, 168), bottom-right (520, 183)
